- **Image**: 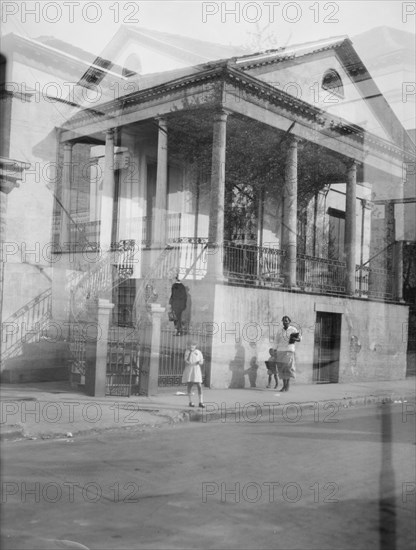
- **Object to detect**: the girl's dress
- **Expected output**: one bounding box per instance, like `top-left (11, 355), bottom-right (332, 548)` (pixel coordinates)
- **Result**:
top-left (182, 349), bottom-right (204, 384)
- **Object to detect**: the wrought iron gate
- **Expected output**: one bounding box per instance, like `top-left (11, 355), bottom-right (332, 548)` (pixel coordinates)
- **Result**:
top-left (158, 328), bottom-right (211, 387)
top-left (105, 326), bottom-right (139, 397)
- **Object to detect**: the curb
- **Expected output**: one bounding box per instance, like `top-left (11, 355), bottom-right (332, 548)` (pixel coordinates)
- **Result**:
top-left (185, 393), bottom-right (415, 423)
top-left (0, 425), bottom-right (25, 441)
top-left (0, 409), bottom-right (189, 442)
top-left (1, 392), bottom-right (414, 439)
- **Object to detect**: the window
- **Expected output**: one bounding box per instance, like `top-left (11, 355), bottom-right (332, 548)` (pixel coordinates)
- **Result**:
top-left (328, 207), bottom-right (345, 261)
top-left (322, 69), bottom-right (344, 98)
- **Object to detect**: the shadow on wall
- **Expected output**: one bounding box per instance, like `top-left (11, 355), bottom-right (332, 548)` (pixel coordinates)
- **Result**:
top-left (229, 342), bottom-right (245, 388)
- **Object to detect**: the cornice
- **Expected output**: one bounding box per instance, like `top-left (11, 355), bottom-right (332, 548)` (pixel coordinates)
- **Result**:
top-left (62, 63), bottom-right (415, 161)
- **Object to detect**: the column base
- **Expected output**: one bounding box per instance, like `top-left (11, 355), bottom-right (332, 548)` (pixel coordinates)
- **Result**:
top-left (285, 284), bottom-right (301, 291)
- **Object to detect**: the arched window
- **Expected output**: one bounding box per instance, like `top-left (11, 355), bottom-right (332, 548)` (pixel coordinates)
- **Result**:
top-left (322, 69), bottom-right (344, 98)
top-left (122, 53), bottom-right (141, 77)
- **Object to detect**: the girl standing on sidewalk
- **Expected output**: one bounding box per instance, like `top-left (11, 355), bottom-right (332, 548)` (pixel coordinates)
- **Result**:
top-left (182, 341), bottom-right (205, 408)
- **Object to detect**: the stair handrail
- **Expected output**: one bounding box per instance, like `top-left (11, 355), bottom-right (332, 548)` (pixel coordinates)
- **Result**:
top-left (1, 288), bottom-right (52, 362)
top-left (132, 244), bottom-right (175, 328)
top-left (70, 239), bottom-right (137, 321)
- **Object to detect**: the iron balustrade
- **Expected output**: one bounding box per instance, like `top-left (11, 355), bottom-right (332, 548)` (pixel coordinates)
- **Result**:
top-left (106, 326), bottom-right (139, 397)
top-left (69, 220), bottom-right (101, 250)
top-left (68, 321), bottom-right (88, 385)
top-left (223, 242), bottom-right (285, 285)
top-left (158, 327), bottom-right (211, 387)
top-left (167, 238), bottom-right (209, 280)
top-left (296, 254), bottom-right (346, 294)
top-left (1, 289), bottom-right (52, 362)
top-left (70, 240), bottom-right (137, 321)
top-left (355, 265), bottom-right (393, 300)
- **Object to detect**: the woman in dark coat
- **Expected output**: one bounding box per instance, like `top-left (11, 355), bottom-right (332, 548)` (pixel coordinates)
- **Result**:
top-left (169, 277), bottom-right (187, 335)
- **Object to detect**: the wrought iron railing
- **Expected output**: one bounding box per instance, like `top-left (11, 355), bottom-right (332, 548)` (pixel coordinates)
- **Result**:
top-left (1, 288), bottom-right (52, 363)
top-left (106, 326), bottom-right (140, 397)
top-left (132, 238), bottom-right (208, 328)
top-left (158, 327), bottom-right (211, 387)
top-left (297, 254), bottom-right (346, 294)
top-left (164, 238), bottom-right (209, 280)
top-left (355, 265), bottom-right (393, 300)
top-left (223, 242), bottom-right (285, 285)
top-left (69, 220), bottom-right (101, 249)
top-left (70, 239), bottom-right (136, 321)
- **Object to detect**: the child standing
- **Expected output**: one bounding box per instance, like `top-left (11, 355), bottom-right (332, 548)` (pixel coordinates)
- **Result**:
top-left (265, 348), bottom-right (279, 389)
top-left (182, 341), bottom-right (205, 408)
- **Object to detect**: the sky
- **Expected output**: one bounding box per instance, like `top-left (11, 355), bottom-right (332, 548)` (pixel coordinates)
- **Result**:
top-left (1, 0), bottom-right (415, 56)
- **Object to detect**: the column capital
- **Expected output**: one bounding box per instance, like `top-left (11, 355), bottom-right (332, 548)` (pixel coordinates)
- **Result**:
top-left (213, 109), bottom-right (230, 122)
top-left (105, 128), bottom-right (115, 139)
top-left (288, 135), bottom-right (301, 146)
top-left (63, 141), bottom-right (74, 151)
top-left (346, 158), bottom-right (360, 169)
top-left (155, 116), bottom-right (167, 124)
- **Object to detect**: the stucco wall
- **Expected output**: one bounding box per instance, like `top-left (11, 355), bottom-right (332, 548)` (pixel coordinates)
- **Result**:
top-left (208, 283), bottom-right (408, 388)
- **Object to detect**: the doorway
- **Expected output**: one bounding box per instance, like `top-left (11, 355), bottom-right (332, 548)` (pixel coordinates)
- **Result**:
top-left (313, 312), bottom-right (342, 383)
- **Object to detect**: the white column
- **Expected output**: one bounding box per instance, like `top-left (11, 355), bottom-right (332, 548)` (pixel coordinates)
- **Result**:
top-left (52, 142), bottom-right (72, 324)
top-left (61, 142), bottom-right (73, 251)
top-left (99, 129), bottom-right (115, 252)
top-left (207, 111), bottom-right (228, 279)
top-left (393, 240), bottom-right (404, 302)
top-left (345, 160), bottom-right (358, 295)
top-left (283, 136), bottom-right (299, 288)
top-left (153, 118), bottom-right (168, 245)
top-left (85, 298), bottom-right (114, 397)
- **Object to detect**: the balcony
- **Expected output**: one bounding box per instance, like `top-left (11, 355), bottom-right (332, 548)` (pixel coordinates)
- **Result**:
top-left (137, 238), bottom-right (395, 301)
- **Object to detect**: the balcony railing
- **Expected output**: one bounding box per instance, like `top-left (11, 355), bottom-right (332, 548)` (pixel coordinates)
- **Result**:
top-left (220, 243), bottom-right (394, 301)
top-left (154, 238), bottom-right (209, 280)
top-left (297, 254), bottom-right (346, 294)
top-left (355, 266), bottom-right (393, 300)
top-left (224, 242), bottom-right (285, 285)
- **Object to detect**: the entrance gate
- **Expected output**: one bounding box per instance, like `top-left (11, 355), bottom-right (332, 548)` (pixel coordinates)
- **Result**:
top-left (158, 328), bottom-right (211, 387)
top-left (105, 326), bottom-right (140, 397)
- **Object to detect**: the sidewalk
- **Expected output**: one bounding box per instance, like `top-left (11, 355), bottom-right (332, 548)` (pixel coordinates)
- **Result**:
top-left (1, 378), bottom-right (415, 441)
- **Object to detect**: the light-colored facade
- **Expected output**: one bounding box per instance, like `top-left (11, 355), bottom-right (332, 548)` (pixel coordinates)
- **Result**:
top-left (1, 28), bottom-right (414, 390)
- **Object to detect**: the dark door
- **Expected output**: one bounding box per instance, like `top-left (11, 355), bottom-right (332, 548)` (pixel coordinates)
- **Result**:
top-left (313, 312), bottom-right (342, 383)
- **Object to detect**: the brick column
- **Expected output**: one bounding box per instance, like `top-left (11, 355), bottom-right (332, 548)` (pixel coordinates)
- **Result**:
top-left (345, 160), bottom-right (358, 295)
top-left (207, 111), bottom-right (228, 280)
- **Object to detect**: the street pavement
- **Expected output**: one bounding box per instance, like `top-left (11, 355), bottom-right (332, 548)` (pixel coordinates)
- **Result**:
top-left (1, 403), bottom-right (415, 550)
top-left (1, 377), bottom-right (415, 441)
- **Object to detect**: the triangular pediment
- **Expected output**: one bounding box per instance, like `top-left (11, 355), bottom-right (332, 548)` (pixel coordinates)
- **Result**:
top-left (236, 38), bottom-right (409, 145)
